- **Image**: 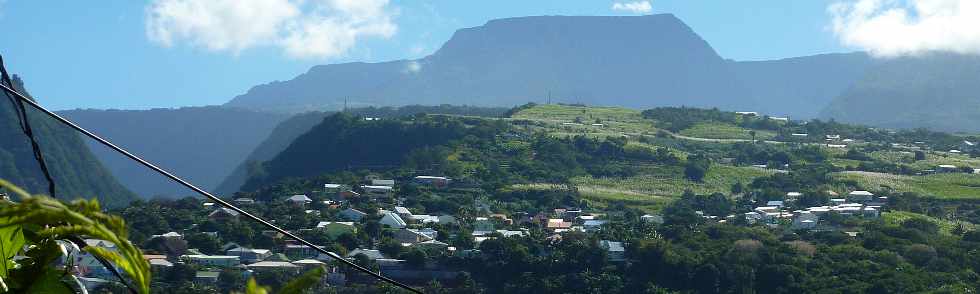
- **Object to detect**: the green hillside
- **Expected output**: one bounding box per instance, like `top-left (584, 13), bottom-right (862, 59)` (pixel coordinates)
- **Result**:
top-left (0, 76), bottom-right (136, 207)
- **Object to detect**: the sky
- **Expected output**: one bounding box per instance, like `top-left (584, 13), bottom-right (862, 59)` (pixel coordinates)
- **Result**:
top-left (0, 0), bottom-right (973, 110)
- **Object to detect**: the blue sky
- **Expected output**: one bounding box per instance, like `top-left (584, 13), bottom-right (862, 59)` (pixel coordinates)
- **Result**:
top-left (0, 0), bottom-right (851, 110)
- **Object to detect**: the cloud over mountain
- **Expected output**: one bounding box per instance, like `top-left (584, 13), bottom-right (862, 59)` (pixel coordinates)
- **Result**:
top-left (145, 0), bottom-right (397, 59)
top-left (830, 0), bottom-right (980, 57)
top-left (612, 1), bottom-right (653, 14)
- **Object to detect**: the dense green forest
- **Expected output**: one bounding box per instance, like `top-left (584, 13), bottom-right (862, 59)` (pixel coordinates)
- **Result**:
top-left (0, 75), bottom-right (136, 207)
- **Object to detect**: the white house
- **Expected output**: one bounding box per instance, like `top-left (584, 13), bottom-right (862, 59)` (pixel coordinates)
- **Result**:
top-left (286, 195), bottom-right (312, 206)
top-left (371, 179), bottom-right (395, 187)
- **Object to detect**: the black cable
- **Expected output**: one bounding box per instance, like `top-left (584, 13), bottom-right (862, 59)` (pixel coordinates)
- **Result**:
top-left (0, 55), bottom-right (56, 198)
top-left (0, 67), bottom-right (421, 293)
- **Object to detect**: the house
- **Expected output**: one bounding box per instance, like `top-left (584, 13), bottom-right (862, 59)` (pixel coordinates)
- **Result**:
top-left (600, 240), bottom-right (626, 262)
top-left (769, 116), bottom-right (789, 122)
top-left (848, 190), bottom-right (874, 202)
top-left (339, 208), bottom-right (367, 221)
top-left (315, 221), bottom-right (357, 238)
top-left (286, 194), bottom-right (312, 206)
top-left (489, 213), bottom-right (514, 225)
top-left (283, 244), bottom-right (326, 259)
top-left (182, 254), bottom-right (241, 267)
top-left (380, 212), bottom-right (407, 229)
top-left (414, 176), bottom-right (451, 188)
top-left (394, 206), bottom-right (413, 219)
top-left (640, 214), bottom-right (664, 224)
top-left (546, 219), bottom-right (572, 231)
top-left (371, 179), bottom-right (395, 187)
top-left (410, 214), bottom-right (440, 224)
top-left (247, 260), bottom-right (301, 272)
top-left (233, 198), bottom-right (255, 205)
top-left (786, 192), bottom-right (802, 200)
top-left (792, 212), bottom-right (819, 230)
top-left (393, 229), bottom-right (433, 244)
top-left (347, 249), bottom-right (385, 260)
top-left (361, 185), bottom-right (393, 198)
top-left (291, 259), bottom-right (326, 270)
top-left (208, 207), bottom-right (239, 221)
top-left (583, 220), bottom-right (608, 232)
top-left (151, 231), bottom-right (183, 240)
top-left (735, 111), bottom-right (758, 116)
top-left (226, 247), bottom-right (272, 263)
top-left (194, 271), bottom-right (220, 285)
top-left (323, 183), bottom-right (346, 195)
top-left (766, 201), bottom-right (785, 208)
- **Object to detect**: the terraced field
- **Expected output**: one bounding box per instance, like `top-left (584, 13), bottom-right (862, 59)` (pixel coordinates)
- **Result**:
top-left (882, 211), bottom-right (976, 235)
top-left (678, 122), bottom-right (776, 140)
top-left (571, 165), bottom-right (777, 211)
top-left (834, 171), bottom-right (980, 199)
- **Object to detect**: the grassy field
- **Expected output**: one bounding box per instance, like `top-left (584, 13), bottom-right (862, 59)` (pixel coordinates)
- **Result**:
top-left (511, 104), bottom-right (660, 136)
top-left (678, 122), bottom-right (776, 140)
top-left (833, 171), bottom-right (980, 199)
top-left (882, 211), bottom-right (975, 235)
top-left (571, 164), bottom-right (776, 212)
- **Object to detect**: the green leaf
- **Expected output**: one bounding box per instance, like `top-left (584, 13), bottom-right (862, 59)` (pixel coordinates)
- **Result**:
top-left (278, 266), bottom-right (325, 294)
top-left (23, 268), bottom-right (74, 294)
top-left (0, 220), bottom-right (24, 278)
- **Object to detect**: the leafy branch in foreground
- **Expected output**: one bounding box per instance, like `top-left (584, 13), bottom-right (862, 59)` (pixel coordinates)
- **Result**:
top-left (0, 179), bottom-right (150, 293)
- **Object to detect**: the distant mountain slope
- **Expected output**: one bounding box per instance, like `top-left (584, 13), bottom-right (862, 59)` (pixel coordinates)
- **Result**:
top-left (57, 107), bottom-right (288, 198)
top-left (732, 52), bottom-right (876, 119)
top-left (819, 53), bottom-right (980, 133)
top-left (0, 76), bottom-right (136, 207)
top-left (225, 14), bottom-right (753, 112)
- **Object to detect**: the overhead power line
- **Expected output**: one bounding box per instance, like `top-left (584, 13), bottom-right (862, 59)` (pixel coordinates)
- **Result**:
top-left (0, 65), bottom-right (421, 293)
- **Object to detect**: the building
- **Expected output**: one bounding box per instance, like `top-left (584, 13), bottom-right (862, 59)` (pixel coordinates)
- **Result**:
top-left (226, 247), bottom-right (272, 263)
top-left (361, 185), bottom-right (394, 198)
top-left (323, 183), bottom-right (346, 195)
top-left (640, 214), bottom-right (663, 224)
top-left (371, 179), bottom-right (395, 186)
top-left (338, 190), bottom-right (361, 199)
top-left (182, 254), bottom-right (241, 267)
top-left (286, 194), bottom-right (312, 206)
top-left (414, 176), bottom-right (451, 188)
top-left (194, 271), bottom-right (220, 285)
top-left (208, 207), bottom-right (240, 221)
top-left (600, 240), bottom-right (626, 262)
top-left (339, 208), bottom-right (368, 221)
top-left (848, 190), bottom-right (875, 202)
top-left (393, 229), bottom-right (433, 244)
top-left (380, 212), bottom-right (407, 229)
top-left (233, 198), bottom-right (255, 205)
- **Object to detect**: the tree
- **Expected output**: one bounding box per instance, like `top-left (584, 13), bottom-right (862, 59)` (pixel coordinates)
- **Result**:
top-left (914, 150), bottom-right (927, 161)
top-left (403, 248), bottom-right (428, 268)
top-left (186, 233), bottom-right (222, 255)
top-left (684, 154), bottom-right (711, 182)
top-left (378, 238), bottom-right (403, 258)
top-left (217, 269), bottom-right (244, 292)
top-left (904, 244), bottom-right (937, 266)
top-left (730, 182), bottom-right (744, 195)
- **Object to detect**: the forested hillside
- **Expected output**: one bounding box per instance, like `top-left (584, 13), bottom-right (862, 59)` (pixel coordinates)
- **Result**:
top-left (58, 107), bottom-right (288, 198)
top-left (218, 105), bottom-right (507, 194)
top-left (0, 75), bottom-right (136, 207)
top-left (820, 53), bottom-right (980, 133)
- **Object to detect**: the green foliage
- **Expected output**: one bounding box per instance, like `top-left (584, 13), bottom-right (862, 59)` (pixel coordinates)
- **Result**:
top-left (684, 154), bottom-right (710, 182)
top-left (0, 179), bottom-right (150, 293)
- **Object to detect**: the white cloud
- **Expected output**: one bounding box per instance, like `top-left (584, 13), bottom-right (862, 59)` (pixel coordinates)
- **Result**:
top-left (611, 1), bottom-right (652, 14)
top-left (829, 0), bottom-right (980, 57)
top-left (145, 0), bottom-right (397, 59)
